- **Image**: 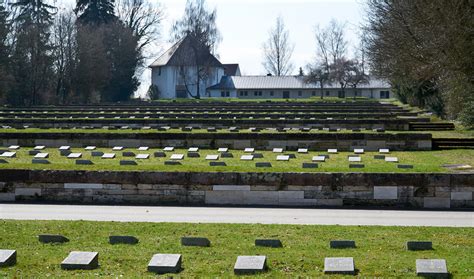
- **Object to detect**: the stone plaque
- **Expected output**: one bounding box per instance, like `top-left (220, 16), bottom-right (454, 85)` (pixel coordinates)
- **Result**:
top-left (349, 164), bottom-right (365, 168)
top-left (32, 159), bottom-right (50, 164)
top-left (163, 147), bottom-right (174, 152)
top-left (385, 157), bottom-right (399, 162)
top-left (187, 152), bottom-right (200, 158)
top-left (234, 256), bottom-right (267, 275)
top-left (312, 156), bottom-right (326, 162)
top-left (416, 259), bottom-right (448, 278)
top-left (34, 145), bottom-right (46, 150)
top-left (61, 251), bottom-right (99, 270)
top-left (328, 149), bottom-right (338, 154)
top-left (170, 154), bottom-right (184, 160)
top-left (244, 148), bottom-right (255, 153)
top-left (374, 155), bottom-right (385, 160)
top-left (29, 150), bottom-right (40, 156)
top-left (112, 146), bottom-right (124, 151)
top-left (39, 234), bottom-right (69, 244)
top-left (76, 160), bottom-right (93, 165)
top-left (1, 152), bottom-right (16, 158)
top-left (123, 152), bottom-right (136, 157)
top-left (255, 239), bottom-right (282, 248)
top-left (398, 164), bottom-right (414, 169)
top-left (165, 161), bottom-right (181, 165)
top-left (240, 155), bottom-right (254, 161)
top-left (276, 155), bottom-right (290, 161)
top-left (221, 152), bottom-right (233, 158)
top-left (181, 237), bottom-right (210, 247)
top-left (407, 241), bottom-right (432, 251)
top-left (302, 163), bottom-right (318, 169)
top-left (297, 148), bottom-right (308, 153)
top-left (253, 153), bottom-right (264, 158)
top-left (324, 257), bottom-right (355, 275)
top-left (120, 160), bottom-right (137, 166)
top-left (188, 147), bottom-right (199, 152)
top-left (256, 162), bottom-right (272, 168)
top-left (218, 148), bottom-right (229, 152)
top-left (0, 159), bottom-right (8, 164)
top-left (354, 148), bottom-right (364, 154)
top-left (0, 250), bottom-right (16, 267)
top-left (205, 155), bottom-right (219, 160)
top-left (91, 151), bottom-right (104, 157)
top-left (348, 156), bottom-right (361, 162)
top-left (136, 154), bottom-right (150, 159)
top-left (8, 145), bottom-right (20, 150)
top-left (148, 254), bottom-right (182, 274)
top-left (379, 148), bottom-right (390, 153)
top-left (330, 240), bottom-right (356, 248)
top-left (59, 146), bottom-right (70, 151)
top-left (85, 146), bottom-right (96, 151)
top-left (102, 153), bottom-right (116, 159)
top-left (273, 148), bottom-right (283, 153)
top-left (154, 152), bottom-right (166, 158)
top-left (34, 153), bottom-right (49, 159)
top-left (138, 147), bottom-right (149, 151)
top-left (109, 235), bottom-right (139, 245)
top-left (210, 162), bottom-right (226, 167)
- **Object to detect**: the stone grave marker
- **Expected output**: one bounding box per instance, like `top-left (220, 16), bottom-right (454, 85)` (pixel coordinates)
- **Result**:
top-left (91, 151), bottom-right (104, 157)
top-left (303, 163), bottom-right (318, 169)
top-left (148, 254), bottom-right (182, 274)
top-left (398, 164), bottom-right (414, 169)
top-left (240, 155), bottom-right (254, 161)
top-left (407, 241), bottom-right (432, 251)
top-left (120, 160), bottom-right (137, 166)
top-left (313, 156), bottom-right (326, 162)
top-left (0, 250), bottom-right (16, 267)
top-left (102, 153), bottom-right (116, 159)
top-left (205, 154), bottom-right (219, 160)
top-left (255, 239), bottom-right (282, 248)
top-left (330, 240), bottom-right (356, 248)
top-left (324, 257), bottom-right (355, 275)
top-left (416, 259), bottom-right (448, 278)
top-left (136, 154), bottom-right (150, 159)
top-left (109, 235), bottom-right (139, 245)
top-left (181, 237), bottom-right (210, 247)
top-left (29, 150), bottom-right (41, 156)
top-left (374, 155), bottom-right (385, 160)
top-left (244, 148), bottom-right (255, 153)
top-left (85, 146), bottom-right (96, 151)
top-left (256, 162), bottom-right (272, 168)
top-left (163, 147), bottom-right (174, 152)
top-left (348, 156), bottom-right (361, 162)
top-left (379, 148), bottom-right (390, 154)
top-left (170, 154), bottom-right (184, 160)
top-left (39, 234), bottom-right (69, 244)
top-left (187, 152), bottom-right (200, 158)
top-left (218, 148), bottom-right (229, 152)
top-left (273, 148), bottom-right (283, 153)
top-left (154, 151), bottom-right (166, 158)
top-left (76, 160), bottom-right (93, 165)
top-left (207, 127), bottom-right (217, 132)
top-left (276, 155), bottom-right (290, 161)
top-left (298, 148), bottom-right (308, 153)
top-left (112, 146), bottom-right (124, 151)
top-left (165, 161), bottom-right (181, 165)
top-left (328, 149), bottom-right (338, 154)
top-left (234, 256), bottom-right (267, 275)
top-left (0, 159), bottom-right (8, 164)
top-left (221, 152), bottom-right (234, 158)
top-left (32, 159), bottom-right (50, 164)
top-left (123, 152), bottom-right (135, 157)
top-left (8, 145), bottom-right (20, 150)
top-left (385, 157), bottom-right (399, 163)
top-left (61, 251), bottom-right (99, 270)
top-left (354, 148), bottom-right (365, 154)
top-left (252, 153), bottom-right (263, 158)
top-left (34, 145), bottom-right (46, 150)
top-left (1, 152), bottom-right (16, 158)
top-left (210, 162), bottom-right (226, 167)
top-left (59, 146), bottom-right (70, 151)
top-left (188, 147), bottom-right (199, 152)
top-left (138, 146), bottom-right (149, 151)
top-left (350, 164), bottom-right (365, 168)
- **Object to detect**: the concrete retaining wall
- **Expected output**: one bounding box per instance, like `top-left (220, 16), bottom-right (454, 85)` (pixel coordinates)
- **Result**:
top-left (0, 170), bottom-right (472, 209)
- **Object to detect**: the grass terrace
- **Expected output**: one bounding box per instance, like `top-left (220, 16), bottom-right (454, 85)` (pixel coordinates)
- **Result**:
top-left (1, 147), bottom-right (473, 173)
top-left (0, 220), bottom-right (472, 277)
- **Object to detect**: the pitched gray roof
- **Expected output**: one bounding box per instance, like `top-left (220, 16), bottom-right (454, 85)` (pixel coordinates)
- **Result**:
top-left (149, 35), bottom-right (222, 68)
top-left (208, 76), bottom-right (391, 90)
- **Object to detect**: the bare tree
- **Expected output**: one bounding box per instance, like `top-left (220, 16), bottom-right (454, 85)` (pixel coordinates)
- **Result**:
top-left (171, 0), bottom-right (221, 54)
top-left (327, 19), bottom-right (348, 65)
top-left (262, 16), bottom-right (294, 76)
top-left (329, 58), bottom-right (353, 98)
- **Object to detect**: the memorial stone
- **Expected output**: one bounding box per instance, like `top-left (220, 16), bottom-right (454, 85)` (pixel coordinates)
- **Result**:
top-left (0, 250), bottom-right (16, 267)
top-left (330, 240), bottom-right (356, 248)
top-left (328, 149), bottom-right (338, 154)
top-left (385, 157), bottom-right (399, 163)
top-left (416, 259), bottom-right (448, 278)
top-left (398, 164), bottom-right (414, 169)
top-left (241, 155), bottom-right (254, 161)
top-left (138, 147), bottom-right (149, 151)
top-left (302, 163), bottom-right (318, 169)
top-left (205, 155), bottom-right (219, 160)
top-left (29, 150), bottom-right (41, 156)
top-left (61, 251), bottom-right (99, 270)
top-left (234, 256), bottom-right (267, 275)
top-left (123, 152), bottom-right (135, 157)
top-left (187, 152), bottom-right (200, 158)
top-left (244, 148), bottom-right (255, 153)
top-left (165, 161), bottom-right (181, 165)
top-left (255, 239), bottom-right (282, 248)
top-left (188, 147), bottom-right (199, 152)
top-left (374, 155), bottom-right (385, 160)
top-left (350, 164), bottom-right (365, 168)
top-left (276, 155), bottom-right (290, 161)
top-left (112, 147), bottom-right (124, 151)
top-left (91, 151), bottom-right (104, 157)
top-left (273, 148), bottom-right (283, 153)
top-left (313, 156), bottom-right (326, 162)
top-left (210, 162), bottom-right (226, 167)
top-left (221, 152), bottom-right (234, 158)
top-left (34, 145), bottom-right (46, 150)
top-left (136, 154), bottom-right (150, 159)
top-left (348, 156), bottom-right (361, 162)
top-left (120, 160), bottom-right (137, 166)
top-left (256, 162), bottom-right (272, 168)
top-left (218, 148), bottom-right (229, 152)
top-left (109, 236), bottom-right (139, 245)
top-left (181, 237), bottom-right (210, 247)
top-left (39, 234), bottom-right (69, 244)
top-left (170, 154), bottom-right (184, 160)
top-left (1, 152), bottom-right (16, 158)
top-left (407, 241), bottom-right (432, 251)
top-left (148, 254), bottom-right (182, 274)
top-left (32, 159), bottom-right (50, 164)
top-left (76, 160), bottom-right (93, 165)
top-left (85, 146), bottom-right (96, 151)
top-left (102, 153), bottom-right (116, 159)
top-left (379, 148), bottom-right (390, 154)
top-left (154, 152), bottom-right (166, 158)
top-left (297, 148), bottom-right (308, 153)
top-left (163, 147), bottom-right (174, 152)
top-left (324, 257), bottom-right (355, 275)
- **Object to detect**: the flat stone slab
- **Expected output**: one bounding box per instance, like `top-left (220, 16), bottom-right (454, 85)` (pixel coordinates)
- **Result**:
top-left (154, 152), bottom-right (166, 157)
top-left (136, 154), bottom-right (150, 159)
top-left (61, 251), bottom-right (99, 270)
top-left (416, 259), bottom-right (448, 278)
top-left (165, 161), bottom-right (181, 165)
top-left (374, 155), bottom-right (386, 160)
top-left (350, 164), bottom-right (365, 168)
top-left (109, 235), bottom-right (139, 245)
top-left (256, 162), bottom-right (272, 168)
top-left (354, 148), bottom-right (365, 154)
top-left (221, 152), bottom-right (234, 158)
top-left (0, 159), bottom-right (8, 164)
top-left (68, 153), bottom-right (82, 159)
top-left (76, 160), bottom-right (93, 165)
top-left (272, 148), bottom-right (283, 153)
top-left (187, 152), bottom-right (200, 158)
top-left (120, 160), bottom-right (137, 166)
top-left (101, 153), bottom-right (116, 159)
top-left (148, 254), bottom-right (182, 274)
top-left (163, 147), bottom-right (174, 152)
top-left (297, 148), bottom-right (308, 153)
top-left (1, 152), bottom-right (16, 158)
top-left (170, 154), bottom-right (184, 160)
top-left (218, 148), bottom-right (229, 152)
top-left (59, 146), bottom-right (70, 150)
top-left (8, 145), bottom-right (20, 150)
top-left (240, 155), bottom-right (254, 161)
top-left (188, 147), bottom-right (199, 152)
top-left (181, 237), bottom-right (210, 247)
top-left (39, 234), bottom-right (69, 244)
top-left (210, 161), bottom-right (227, 167)
top-left (234, 256), bottom-right (267, 275)
top-left (276, 155), bottom-right (290, 161)
top-left (91, 151), bottom-right (104, 157)
top-left (379, 148), bottom-right (390, 153)
top-left (324, 257), bottom-right (355, 275)
top-left (0, 250), bottom-right (16, 267)
top-left (303, 162), bottom-right (318, 169)
top-left (385, 157), bottom-right (399, 162)
top-left (398, 164), bottom-right (414, 169)
top-left (34, 145), bottom-right (46, 150)
top-left (253, 153), bottom-right (264, 158)
top-left (112, 146), bottom-right (124, 151)
top-left (205, 154), bottom-right (219, 160)
top-left (348, 156), bottom-right (362, 162)
top-left (330, 240), bottom-right (356, 248)
top-left (327, 149), bottom-right (338, 154)
top-left (244, 148), bottom-right (255, 153)
top-left (255, 239), bottom-right (282, 248)
top-left (84, 146), bottom-right (96, 151)
top-left (312, 156), bottom-right (326, 162)
top-left (32, 159), bottom-right (50, 164)
top-left (407, 241), bottom-right (432, 251)
top-left (138, 147), bottom-right (149, 151)
top-left (34, 152), bottom-right (49, 159)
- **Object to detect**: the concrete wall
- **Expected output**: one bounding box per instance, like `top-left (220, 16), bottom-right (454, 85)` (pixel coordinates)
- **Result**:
top-left (0, 132), bottom-right (432, 151)
top-left (1, 170), bottom-right (472, 209)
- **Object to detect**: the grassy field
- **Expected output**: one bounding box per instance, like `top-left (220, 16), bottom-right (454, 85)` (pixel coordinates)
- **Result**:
top-left (0, 220), bottom-right (472, 278)
top-left (1, 148), bottom-right (473, 173)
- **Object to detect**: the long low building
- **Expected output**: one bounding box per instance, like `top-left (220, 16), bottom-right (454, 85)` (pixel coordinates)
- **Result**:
top-left (206, 75), bottom-right (392, 99)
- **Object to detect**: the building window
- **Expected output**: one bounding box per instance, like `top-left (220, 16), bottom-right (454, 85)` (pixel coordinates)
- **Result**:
top-left (157, 67), bottom-right (162, 76)
top-left (221, 91), bottom-right (225, 97)
top-left (259, 91), bottom-right (263, 96)
top-left (226, 91), bottom-right (230, 97)
top-left (326, 91), bottom-right (330, 96)
top-left (298, 91), bottom-right (302, 96)
top-left (380, 91), bottom-right (390, 99)
top-left (254, 91), bottom-right (258, 96)
top-left (270, 91), bottom-right (274, 96)
top-left (312, 91), bottom-right (316, 96)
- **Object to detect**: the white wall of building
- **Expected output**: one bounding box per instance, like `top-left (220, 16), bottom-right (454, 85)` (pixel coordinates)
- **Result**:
top-left (207, 88), bottom-right (392, 99)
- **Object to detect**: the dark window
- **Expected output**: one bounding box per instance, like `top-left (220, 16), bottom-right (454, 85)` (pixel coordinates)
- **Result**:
top-left (380, 91), bottom-right (390, 99)
top-left (326, 91), bottom-right (330, 96)
top-left (312, 91), bottom-right (316, 96)
top-left (270, 91), bottom-right (274, 96)
top-left (221, 91), bottom-right (225, 97)
top-left (226, 91), bottom-right (230, 97)
top-left (158, 67), bottom-right (162, 76)
top-left (298, 91), bottom-right (302, 96)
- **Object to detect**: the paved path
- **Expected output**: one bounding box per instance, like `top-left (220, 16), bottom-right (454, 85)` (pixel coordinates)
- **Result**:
top-left (1, 204), bottom-right (473, 227)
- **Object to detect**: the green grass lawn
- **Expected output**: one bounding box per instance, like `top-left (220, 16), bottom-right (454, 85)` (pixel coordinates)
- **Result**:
top-left (0, 220), bottom-right (472, 278)
top-left (2, 148), bottom-right (473, 173)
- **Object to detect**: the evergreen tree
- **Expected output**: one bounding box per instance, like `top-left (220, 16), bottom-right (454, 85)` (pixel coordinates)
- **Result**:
top-left (75, 0), bottom-right (117, 25)
top-left (0, 5), bottom-right (13, 102)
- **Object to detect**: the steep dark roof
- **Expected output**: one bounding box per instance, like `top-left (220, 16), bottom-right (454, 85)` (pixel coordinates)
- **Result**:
top-left (149, 35), bottom-right (223, 68)
top-left (223, 64), bottom-right (240, 76)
